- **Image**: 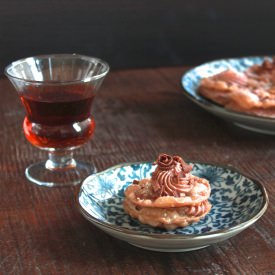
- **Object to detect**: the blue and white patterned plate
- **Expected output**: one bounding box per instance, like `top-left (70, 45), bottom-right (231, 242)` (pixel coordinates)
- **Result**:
top-left (77, 161), bottom-right (268, 252)
top-left (182, 56), bottom-right (275, 135)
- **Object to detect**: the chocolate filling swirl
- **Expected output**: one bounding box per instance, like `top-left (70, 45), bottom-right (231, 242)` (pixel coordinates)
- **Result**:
top-left (151, 153), bottom-right (193, 197)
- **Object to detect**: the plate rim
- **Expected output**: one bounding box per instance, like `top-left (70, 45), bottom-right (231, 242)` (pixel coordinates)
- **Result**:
top-left (76, 160), bottom-right (269, 240)
top-left (181, 55), bottom-right (275, 124)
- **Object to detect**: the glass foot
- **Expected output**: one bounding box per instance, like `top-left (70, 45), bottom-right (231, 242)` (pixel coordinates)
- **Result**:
top-left (25, 161), bottom-right (96, 187)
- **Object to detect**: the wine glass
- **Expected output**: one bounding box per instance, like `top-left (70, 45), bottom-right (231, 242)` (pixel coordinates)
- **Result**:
top-left (5, 54), bottom-right (109, 187)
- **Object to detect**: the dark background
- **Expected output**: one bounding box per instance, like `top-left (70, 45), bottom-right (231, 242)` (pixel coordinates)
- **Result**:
top-left (0, 0), bottom-right (274, 72)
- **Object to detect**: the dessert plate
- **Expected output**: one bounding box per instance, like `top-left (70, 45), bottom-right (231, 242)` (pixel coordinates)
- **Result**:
top-left (77, 161), bottom-right (268, 252)
top-left (181, 56), bottom-right (275, 135)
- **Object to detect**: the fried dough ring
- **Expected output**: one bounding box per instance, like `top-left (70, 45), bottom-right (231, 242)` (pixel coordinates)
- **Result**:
top-left (124, 198), bottom-right (212, 230)
top-left (124, 175), bottom-right (210, 208)
top-left (198, 66), bottom-right (275, 118)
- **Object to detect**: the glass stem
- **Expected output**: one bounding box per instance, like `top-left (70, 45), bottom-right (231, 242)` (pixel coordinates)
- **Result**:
top-left (45, 150), bottom-right (77, 170)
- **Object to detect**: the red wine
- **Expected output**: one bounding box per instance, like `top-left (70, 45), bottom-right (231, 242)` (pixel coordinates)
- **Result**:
top-left (21, 95), bottom-right (95, 126)
top-left (20, 85), bottom-right (96, 148)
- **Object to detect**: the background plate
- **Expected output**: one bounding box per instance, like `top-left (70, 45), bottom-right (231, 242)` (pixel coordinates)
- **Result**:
top-left (181, 56), bottom-right (275, 135)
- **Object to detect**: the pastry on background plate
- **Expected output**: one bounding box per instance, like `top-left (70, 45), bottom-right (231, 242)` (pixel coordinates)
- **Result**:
top-left (123, 153), bottom-right (211, 230)
top-left (198, 58), bottom-right (275, 118)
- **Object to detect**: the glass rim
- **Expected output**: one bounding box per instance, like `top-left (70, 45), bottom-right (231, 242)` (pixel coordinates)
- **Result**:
top-left (4, 53), bottom-right (110, 85)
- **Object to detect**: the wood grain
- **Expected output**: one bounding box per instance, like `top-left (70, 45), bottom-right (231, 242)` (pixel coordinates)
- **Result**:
top-left (0, 67), bottom-right (274, 274)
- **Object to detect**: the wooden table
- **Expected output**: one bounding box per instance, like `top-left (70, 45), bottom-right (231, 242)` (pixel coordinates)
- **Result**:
top-left (0, 67), bottom-right (274, 274)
